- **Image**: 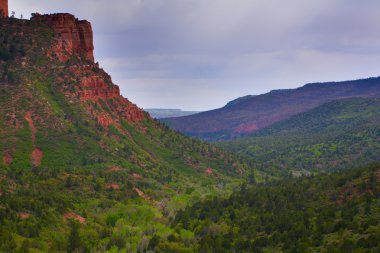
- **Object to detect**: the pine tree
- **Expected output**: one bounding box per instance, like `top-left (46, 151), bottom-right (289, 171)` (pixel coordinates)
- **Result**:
top-left (68, 221), bottom-right (81, 253)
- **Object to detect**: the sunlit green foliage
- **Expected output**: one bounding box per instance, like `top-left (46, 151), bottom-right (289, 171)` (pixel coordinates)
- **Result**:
top-left (173, 164), bottom-right (380, 252)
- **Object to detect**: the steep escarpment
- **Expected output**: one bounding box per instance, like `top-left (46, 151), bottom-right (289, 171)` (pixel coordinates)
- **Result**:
top-left (31, 13), bottom-right (94, 62)
top-left (0, 14), bottom-right (245, 173)
top-left (0, 14), bottom-right (249, 252)
top-left (0, 0), bottom-right (8, 17)
top-left (63, 63), bottom-right (146, 127)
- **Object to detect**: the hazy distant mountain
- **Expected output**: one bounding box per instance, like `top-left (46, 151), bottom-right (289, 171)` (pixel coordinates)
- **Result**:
top-left (145, 108), bottom-right (200, 118)
top-left (163, 77), bottom-right (380, 141)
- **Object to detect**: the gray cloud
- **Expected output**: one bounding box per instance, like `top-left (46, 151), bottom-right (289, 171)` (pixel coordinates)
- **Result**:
top-left (10, 0), bottom-right (380, 110)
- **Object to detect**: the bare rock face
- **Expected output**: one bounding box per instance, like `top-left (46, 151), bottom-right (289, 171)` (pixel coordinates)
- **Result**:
top-left (31, 13), bottom-right (94, 62)
top-left (0, 0), bottom-right (8, 17)
top-left (31, 13), bottom-right (146, 127)
top-left (62, 64), bottom-right (146, 127)
top-left (78, 76), bottom-right (120, 101)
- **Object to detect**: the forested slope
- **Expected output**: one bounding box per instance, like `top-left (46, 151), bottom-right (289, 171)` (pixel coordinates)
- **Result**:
top-left (172, 164), bottom-right (380, 253)
top-left (219, 98), bottom-right (380, 174)
top-left (0, 16), bottom-right (248, 252)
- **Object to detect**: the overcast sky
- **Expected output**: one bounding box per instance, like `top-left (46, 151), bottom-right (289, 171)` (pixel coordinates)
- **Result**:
top-left (10, 0), bottom-right (380, 110)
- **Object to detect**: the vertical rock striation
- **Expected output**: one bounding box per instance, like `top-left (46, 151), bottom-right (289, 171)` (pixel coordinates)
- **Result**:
top-left (31, 13), bottom-right (94, 62)
top-left (29, 13), bottom-right (146, 127)
top-left (0, 0), bottom-right (8, 17)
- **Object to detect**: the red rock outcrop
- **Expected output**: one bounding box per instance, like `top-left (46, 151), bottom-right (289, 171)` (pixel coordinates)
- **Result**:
top-left (3, 153), bottom-right (12, 166)
top-left (19, 213), bottom-right (30, 220)
top-left (31, 13), bottom-right (94, 62)
top-left (205, 167), bottom-right (213, 175)
top-left (25, 111), bottom-right (36, 144)
top-left (64, 212), bottom-right (86, 224)
top-left (62, 64), bottom-right (146, 125)
top-left (31, 148), bottom-right (43, 167)
top-left (133, 187), bottom-right (151, 201)
top-left (106, 183), bottom-right (120, 190)
top-left (78, 76), bottom-right (120, 101)
top-left (30, 14), bottom-right (146, 127)
top-left (0, 0), bottom-right (8, 17)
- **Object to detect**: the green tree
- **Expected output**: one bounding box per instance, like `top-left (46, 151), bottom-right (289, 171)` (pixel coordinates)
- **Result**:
top-left (68, 221), bottom-right (81, 253)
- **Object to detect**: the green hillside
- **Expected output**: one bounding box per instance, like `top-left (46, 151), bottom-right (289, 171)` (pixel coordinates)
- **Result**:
top-left (0, 17), bottom-right (249, 252)
top-left (172, 163), bottom-right (380, 252)
top-left (1, 10), bottom-right (379, 253)
top-left (218, 98), bottom-right (380, 174)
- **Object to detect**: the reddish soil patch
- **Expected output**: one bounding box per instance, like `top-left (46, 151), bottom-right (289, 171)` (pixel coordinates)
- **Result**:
top-left (108, 166), bottom-right (122, 172)
top-left (25, 111), bottom-right (36, 144)
top-left (233, 163), bottom-right (244, 175)
top-left (97, 113), bottom-right (113, 127)
top-left (106, 183), bottom-right (120, 190)
top-left (133, 187), bottom-right (150, 201)
top-left (31, 148), bottom-right (43, 166)
top-left (205, 168), bottom-right (213, 175)
top-left (19, 213), bottom-right (30, 220)
top-left (64, 212), bottom-right (86, 224)
top-left (234, 123), bottom-right (259, 134)
top-left (132, 173), bottom-right (142, 180)
top-left (3, 153), bottom-right (13, 166)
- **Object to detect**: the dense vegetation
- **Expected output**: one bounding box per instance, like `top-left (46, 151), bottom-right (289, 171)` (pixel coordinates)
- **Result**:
top-left (1, 14), bottom-right (379, 253)
top-left (219, 98), bottom-right (380, 174)
top-left (0, 17), bottom-right (252, 252)
top-left (172, 164), bottom-right (380, 253)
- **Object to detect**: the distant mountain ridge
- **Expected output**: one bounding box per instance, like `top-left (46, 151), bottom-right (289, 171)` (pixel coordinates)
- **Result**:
top-left (145, 108), bottom-right (200, 119)
top-left (163, 77), bottom-right (380, 141)
top-left (218, 97), bottom-right (380, 173)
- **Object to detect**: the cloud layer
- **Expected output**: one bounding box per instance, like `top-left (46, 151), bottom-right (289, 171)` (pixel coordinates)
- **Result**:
top-left (10, 0), bottom-right (380, 110)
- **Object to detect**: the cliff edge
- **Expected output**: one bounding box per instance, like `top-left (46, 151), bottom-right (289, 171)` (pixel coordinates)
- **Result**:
top-left (32, 13), bottom-right (94, 62)
top-left (0, 0), bottom-right (8, 17)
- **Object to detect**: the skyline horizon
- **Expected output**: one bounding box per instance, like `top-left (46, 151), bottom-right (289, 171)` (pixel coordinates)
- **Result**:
top-left (9, 0), bottom-right (380, 111)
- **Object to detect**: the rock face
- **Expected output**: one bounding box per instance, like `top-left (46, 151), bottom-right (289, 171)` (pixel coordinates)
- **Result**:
top-left (62, 64), bottom-right (146, 126)
top-left (31, 13), bottom-right (94, 62)
top-left (78, 76), bottom-right (120, 101)
top-left (0, 0), bottom-right (8, 17)
top-left (30, 13), bottom-right (146, 127)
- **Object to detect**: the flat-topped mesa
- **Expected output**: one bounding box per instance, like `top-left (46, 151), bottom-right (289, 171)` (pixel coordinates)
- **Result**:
top-left (30, 13), bottom-right (146, 125)
top-left (31, 13), bottom-right (94, 62)
top-left (0, 0), bottom-right (8, 17)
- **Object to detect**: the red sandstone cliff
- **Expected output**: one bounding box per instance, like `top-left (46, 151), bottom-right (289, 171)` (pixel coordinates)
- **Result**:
top-left (30, 13), bottom-right (146, 127)
top-left (0, 0), bottom-right (8, 17)
top-left (31, 13), bottom-right (94, 62)
top-left (64, 64), bottom-right (146, 127)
